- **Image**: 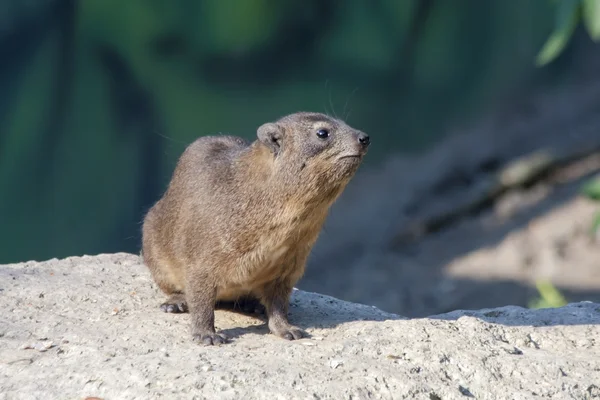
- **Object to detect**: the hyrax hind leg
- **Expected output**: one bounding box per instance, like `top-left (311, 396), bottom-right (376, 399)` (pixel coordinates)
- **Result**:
top-left (141, 244), bottom-right (187, 313)
top-left (145, 256), bottom-right (188, 314)
top-left (160, 293), bottom-right (188, 313)
top-left (142, 206), bottom-right (188, 313)
top-left (145, 257), bottom-right (188, 313)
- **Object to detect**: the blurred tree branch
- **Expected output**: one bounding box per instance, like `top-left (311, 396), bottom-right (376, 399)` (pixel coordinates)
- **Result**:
top-left (392, 144), bottom-right (600, 248)
top-left (371, 0), bottom-right (435, 91)
top-left (396, 0), bottom-right (435, 87)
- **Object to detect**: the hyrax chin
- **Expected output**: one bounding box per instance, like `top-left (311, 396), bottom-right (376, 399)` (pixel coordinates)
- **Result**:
top-left (141, 112), bottom-right (370, 345)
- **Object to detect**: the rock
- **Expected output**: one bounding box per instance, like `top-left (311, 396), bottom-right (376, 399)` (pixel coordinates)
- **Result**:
top-left (19, 340), bottom-right (55, 352)
top-left (0, 253), bottom-right (599, 399)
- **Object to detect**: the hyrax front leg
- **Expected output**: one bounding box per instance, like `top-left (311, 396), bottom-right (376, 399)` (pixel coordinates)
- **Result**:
top-left (186, 271), bottom-right (228, 345)
top-left (260, 280), bottom-right (307, 340)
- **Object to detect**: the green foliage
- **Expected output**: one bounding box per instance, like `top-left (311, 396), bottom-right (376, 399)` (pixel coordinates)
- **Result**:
top-left (591, 212), bottom-right (600, 235)
top-left (583, 0), bottom-right (600, 39)
top-left (528, 280), bottom-right (568, 309)
top-left (536, 0), bottom-right (580, 66)
top-left (580, 176), bottom-right (600, 235)
top-left (0, 1), bottom-right (566, 262)
top-left (581, 177), bottom-right (600, 201)
top-left (537, 0), bottom-right (600, 66)
top-left (527, 175), bottom-right (600, 310)
top-left (527, 176), bottom-right (600, 310)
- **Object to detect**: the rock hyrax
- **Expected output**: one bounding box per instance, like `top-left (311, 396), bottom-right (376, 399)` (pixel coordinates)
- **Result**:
top-left (141, 112), bottom-right (370, 345)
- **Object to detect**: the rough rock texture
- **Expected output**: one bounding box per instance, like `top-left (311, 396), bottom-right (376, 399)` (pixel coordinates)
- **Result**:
top-left (1, 254), bottom-right (599, 399)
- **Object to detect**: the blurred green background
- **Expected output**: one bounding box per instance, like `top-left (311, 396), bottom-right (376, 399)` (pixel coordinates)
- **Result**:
top-left (0, 0), bottom-right (593, 263)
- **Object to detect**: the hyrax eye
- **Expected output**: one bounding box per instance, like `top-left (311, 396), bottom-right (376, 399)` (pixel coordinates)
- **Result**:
top-left (316, 129), bottom-right (329, 139)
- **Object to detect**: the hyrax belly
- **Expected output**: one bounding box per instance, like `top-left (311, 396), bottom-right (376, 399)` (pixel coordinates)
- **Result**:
top-left (215, 242), bottom-right (292, 301)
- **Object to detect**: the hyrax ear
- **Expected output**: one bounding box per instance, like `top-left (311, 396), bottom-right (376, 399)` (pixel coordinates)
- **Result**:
top-left (257, 122), bottom-right (283, 155)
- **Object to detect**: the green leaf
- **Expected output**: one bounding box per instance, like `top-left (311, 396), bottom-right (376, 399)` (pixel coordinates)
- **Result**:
top-left (591, 212), bottom-right (600, 235)
top-left (536, 0), bottom-right (580, 66)
top-left (581, 178), bottom-right (600, 201)
top-left (529, 280), bottom-right (568, 309)
top-left (583, 0), bottom-right (600, 40)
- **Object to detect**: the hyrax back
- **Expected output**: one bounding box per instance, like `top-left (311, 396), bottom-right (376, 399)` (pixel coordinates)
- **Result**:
top-left (142, 112), bottom-right (370, 345)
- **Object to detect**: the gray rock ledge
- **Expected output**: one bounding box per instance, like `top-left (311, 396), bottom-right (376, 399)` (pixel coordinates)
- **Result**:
top-left (0, 253), bottom-right (598, 399)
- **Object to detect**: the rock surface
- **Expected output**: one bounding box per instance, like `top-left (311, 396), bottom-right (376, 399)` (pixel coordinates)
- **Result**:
top-left (1, 253), bottom-right (599, 399)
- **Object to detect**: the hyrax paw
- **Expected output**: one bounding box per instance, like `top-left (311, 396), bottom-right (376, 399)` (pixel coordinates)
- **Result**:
top-left (192, 332), bottom-right (229, 346)
top-left (273, 326), bottom-right (307, 341)
top-left (160, 301), bottom-right (188, 313)
top-left (241, 301), bottom-right (265, 315)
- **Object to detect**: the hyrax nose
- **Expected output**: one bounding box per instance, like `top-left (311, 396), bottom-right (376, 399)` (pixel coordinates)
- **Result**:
top-left (357, 132), bottom-right (370, 148)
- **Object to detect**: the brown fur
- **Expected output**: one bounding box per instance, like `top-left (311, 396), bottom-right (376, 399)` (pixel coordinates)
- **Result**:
top-left (141, 112), bottom-right (370, 345)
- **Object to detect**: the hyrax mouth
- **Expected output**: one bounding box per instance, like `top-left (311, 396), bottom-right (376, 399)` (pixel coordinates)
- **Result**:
top-left (338, 154), bottom-right (363, 160)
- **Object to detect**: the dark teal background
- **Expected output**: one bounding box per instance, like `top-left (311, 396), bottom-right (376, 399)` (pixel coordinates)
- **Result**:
top-left (0, 0), bottom-right (584, 263)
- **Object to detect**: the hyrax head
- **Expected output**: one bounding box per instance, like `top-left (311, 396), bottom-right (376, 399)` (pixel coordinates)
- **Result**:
top-left (256, 112), bottom-right (370, 184)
